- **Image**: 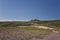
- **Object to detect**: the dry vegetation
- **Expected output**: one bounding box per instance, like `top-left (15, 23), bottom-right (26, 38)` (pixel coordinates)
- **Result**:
top-left (0, 26), bottom-right (52, 40)
top-left (0, 19), bottom-right (60, 40)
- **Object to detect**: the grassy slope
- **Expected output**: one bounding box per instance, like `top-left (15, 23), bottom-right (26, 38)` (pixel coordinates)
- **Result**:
top-left (30, 19), bottom-right (60, 28)
top-left (0, 20), bottom-right (60, 28)
top-left (0, 22), bottom-right (31, 27)
top-left (38, 20), bottom-right (60, 28)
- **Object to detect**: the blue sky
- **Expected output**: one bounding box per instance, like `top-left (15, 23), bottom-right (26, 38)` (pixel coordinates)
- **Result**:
top-left (0, 0), bottom-right (60, 21)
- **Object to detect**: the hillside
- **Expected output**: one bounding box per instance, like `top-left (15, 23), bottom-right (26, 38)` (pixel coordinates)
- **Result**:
top-left (0, 19), bottom-right (60, 28)
top-left (0, 20), bottom-right (60, 40)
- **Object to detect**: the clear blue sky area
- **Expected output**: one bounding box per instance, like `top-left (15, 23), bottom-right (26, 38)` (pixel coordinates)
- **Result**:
top-left (0, 0), bottom-right (60, 21)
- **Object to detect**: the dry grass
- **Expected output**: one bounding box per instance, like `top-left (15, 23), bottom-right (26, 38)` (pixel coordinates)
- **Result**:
top-left (0, 26), bottom-right (52, 40)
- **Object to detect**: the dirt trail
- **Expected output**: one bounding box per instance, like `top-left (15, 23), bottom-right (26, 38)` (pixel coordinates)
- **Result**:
top-left (32, 26), bottom-right (54, 30)
top-left (32, 26), bottom-right (60, 40)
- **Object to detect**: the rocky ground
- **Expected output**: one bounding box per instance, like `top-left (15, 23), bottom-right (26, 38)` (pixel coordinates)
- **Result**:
top-left (0, 26), bottom-right (60, 40)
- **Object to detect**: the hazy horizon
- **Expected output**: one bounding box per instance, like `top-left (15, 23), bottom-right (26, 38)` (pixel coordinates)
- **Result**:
top-left (0, 0), bottom-right (60, 21)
